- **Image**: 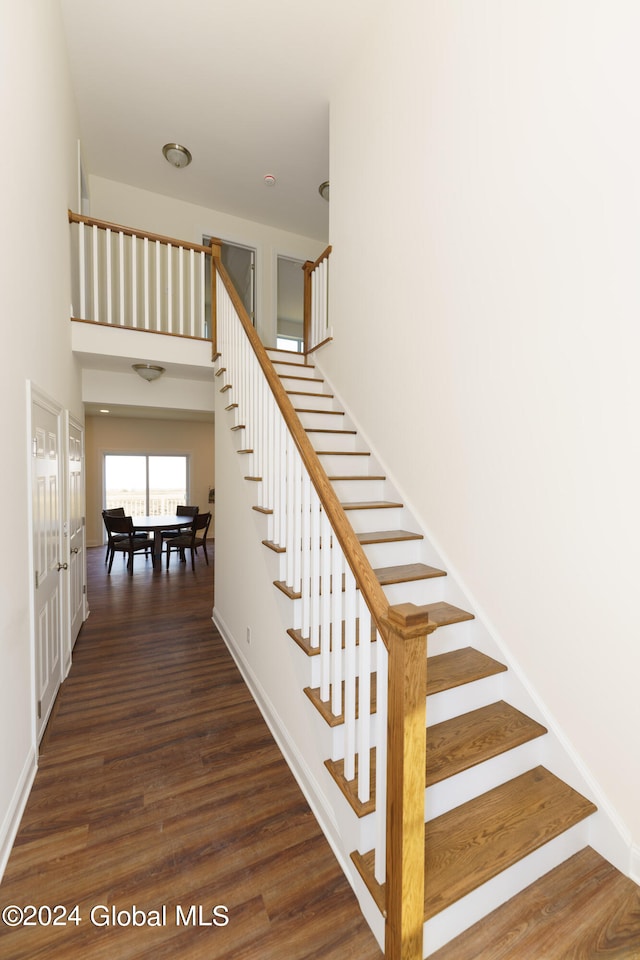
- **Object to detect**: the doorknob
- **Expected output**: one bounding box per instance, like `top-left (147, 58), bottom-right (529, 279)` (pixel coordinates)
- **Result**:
top-left (57, 562), bottom-right (68, 571)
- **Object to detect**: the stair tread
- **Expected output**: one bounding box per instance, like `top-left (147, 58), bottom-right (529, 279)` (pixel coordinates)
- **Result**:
top-left (295, 407), bottom-right (344, 415)
top-left (342, 500), bottom-right (403, 510)
top-left (306, 427), bottom-right (358, 435)
top-left (428, 646), bottom-right (506, 693)
top-left (326, 699), bottom-right (547, 816)
top-left (357, 529), bottom-right (423, 544)
top-left (428, 846), bottom-right (640, 960)
top-left (329, 475), bottom-right (386, 481)
top-left (274, 564), bottom-right (450, 601)
top-left (304, 642), bottom-right (494, 725)
top-left (373, 562), bottom-right (446, 585)
top-left (317, 450), bottom-right (371, 456)
top-left (352, 766), bottom-right (597, 920)
top-left (286, 390), bottom-right (335, 399)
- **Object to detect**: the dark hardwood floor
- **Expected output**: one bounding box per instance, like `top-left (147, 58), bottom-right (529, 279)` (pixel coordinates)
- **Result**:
top-left (0, 546), bottom-right (382, 960)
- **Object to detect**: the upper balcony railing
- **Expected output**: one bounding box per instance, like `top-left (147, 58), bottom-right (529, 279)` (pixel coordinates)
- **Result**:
top-left (303, 245), bottom-right (332, 355)
top-left (68, 211), bottom-right (214, 341)
top-left (69, 211), bottom-right (332, 358)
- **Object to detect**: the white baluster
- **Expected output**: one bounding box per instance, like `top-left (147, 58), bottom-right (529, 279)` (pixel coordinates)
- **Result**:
top-left (131, 233), bottom-right (137, 328)
top-left (92, 224), bottom-right (99, 322)
top-left (200, 251), bottom-right (205, 338)
top-left (156, 240), bottom-right (161, 332)
top-left (167, 244), bottom-right (173, 333)
top-left (374, 627), bottom-right (388, 884)
top-left (189, 248), bottom-right (195, 337)
top-left (330, 535), bottom-right (343, 718)
top-left (118, 231), bottom-right (125, 325)
top-left (344, 565), bottom-right (357, 782)
top-left (320, 509), bottom-right (332, 702)
top-left (178, 246), bottom-right (184, 335)
top-left (310, 489), bottom-right (321, 649)
top-left (358, 594), bottom-right (372, 803)
top-left (79, 221), bottom-right (86, 319)
top-left (143, 237), bottom-right (150, 330)
top-left (105, 228), bottom-right (112, 325)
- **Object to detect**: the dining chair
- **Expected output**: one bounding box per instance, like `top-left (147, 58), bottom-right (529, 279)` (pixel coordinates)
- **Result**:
top-left (160, 504), bottom-right (199, 543)
top-left (165, 512), bottom-right (212, 570)
top-left (102, 508), bottom-right (149, 565)
top-left (104, 514), bottom-right (154, 574)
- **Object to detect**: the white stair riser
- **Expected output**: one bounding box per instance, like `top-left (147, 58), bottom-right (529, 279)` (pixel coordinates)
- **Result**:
top-left (296, 410), bottom-right (350, 431)
top-left (422, 820), bottom-right (593, 957)
top-left (378, 577), bottom-right (447, 607)
top-left (306, 430), bottom-right (362, 453)
top-left (425, 739), bottom-right (545, 821)
top-left (330, 479), bottom-right (387, 502)
top-left (287, 392), bottom-right (338, 410)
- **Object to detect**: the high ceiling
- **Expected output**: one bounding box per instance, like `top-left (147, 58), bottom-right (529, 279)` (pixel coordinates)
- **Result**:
top-left (60, 0), bottom-right (380, 242)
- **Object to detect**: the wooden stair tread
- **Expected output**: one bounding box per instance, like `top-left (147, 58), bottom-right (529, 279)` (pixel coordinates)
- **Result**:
top-left (286, 390), bottom-right (335, 399)
top-left (428, 646), bottom-right (506, 694)
top-left (274, 563), bottom-right (449, 600)
top-left (429, 845), bottom-right (640, 959)
top-left (357, 529), bottom-right (423, 545)
top-left (317, 450), bottom-right (370, 456)
top-left (306, 427), bottom-right (358, 435)
top-left (373, 562), bottom-right (446, 585)
top-left (303, 644), bottom-right (497, 727)
top-left (427, 700), bottom-right (547, 784)
top-left (280, 374), bottom-right (324, 383)
top-left (325, 699), bottom-right (546, 818)
top-left (329, 475), bottom-right (386, 481)
top-left (271, 359), bottom-right (316, 369)
top-left (288, 618), bottom-right (377, 657)
top-left (295, 407), bottom-right (344, 415)
top-left (342, 500), bottom-right (403, 510)
top-left (421, 601), bottom-right (475, 627)
top-left (352, 766), bottom-right (597, 920)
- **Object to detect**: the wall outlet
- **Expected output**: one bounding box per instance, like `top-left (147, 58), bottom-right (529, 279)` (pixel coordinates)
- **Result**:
top-left (246, 627), bottom-right (251, 645)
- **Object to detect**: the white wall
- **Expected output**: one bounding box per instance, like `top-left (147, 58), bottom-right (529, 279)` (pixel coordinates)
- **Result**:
top-left (325, 0), bottom-right (640, 843)
top-left (86, 177), bottom-right (325, 347)
top-left (0, 0), bottom-right (82, 874)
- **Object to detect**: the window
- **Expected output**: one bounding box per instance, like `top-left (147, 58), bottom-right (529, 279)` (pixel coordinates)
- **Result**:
top-left (276, 335), bottom-right (303, 353)
top-left (104, 455), bottom-right (189, 517)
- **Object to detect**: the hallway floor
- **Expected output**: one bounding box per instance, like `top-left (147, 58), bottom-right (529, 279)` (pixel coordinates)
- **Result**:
top-left (0, 546), bottom-right (382, 960)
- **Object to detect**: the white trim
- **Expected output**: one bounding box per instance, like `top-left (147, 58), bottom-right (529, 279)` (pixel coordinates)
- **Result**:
top-left (212, 607), bottom-right (359, 889)
top-left (0, 747), bottom-right (37, 882)
top-left (631, 844), bottom-right (640, 885)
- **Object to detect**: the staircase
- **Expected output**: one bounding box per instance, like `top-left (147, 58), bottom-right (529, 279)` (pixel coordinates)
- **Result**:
top-left (213, 269), bottom-right (638, 957)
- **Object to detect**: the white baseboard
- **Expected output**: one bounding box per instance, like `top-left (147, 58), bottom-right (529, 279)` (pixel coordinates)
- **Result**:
top-left (631, 844), bottom-right (640, 884)
top-left (0, 747), bottom-right (37, 882)
top-left (212, 607), bottom-right (357, 887)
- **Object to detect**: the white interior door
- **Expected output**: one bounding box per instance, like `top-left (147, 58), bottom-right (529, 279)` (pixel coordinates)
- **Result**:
top-left (31, 392), bottom-right (64, 741)
top-left (67, 416), bottom-right (86, 657)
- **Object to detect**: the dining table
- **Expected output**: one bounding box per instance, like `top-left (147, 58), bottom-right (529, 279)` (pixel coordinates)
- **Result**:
top-left (132, 515), bottom-right (189, 565)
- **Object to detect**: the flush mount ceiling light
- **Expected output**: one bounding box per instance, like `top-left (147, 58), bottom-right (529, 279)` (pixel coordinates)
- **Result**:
top-left (132, 363), bottom-right (165, 382)
top-left (318, 180), bottom-right (330, 201)
top-left (162, 143), bottom-right (192, 168)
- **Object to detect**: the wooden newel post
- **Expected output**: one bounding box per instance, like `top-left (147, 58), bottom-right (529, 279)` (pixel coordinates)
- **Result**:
top-left (302, 260), bottom-right (313, 355)
top-left (383, 603), bottom-right (437, 960)
top-left (210, 238), bottom-right (222, 359)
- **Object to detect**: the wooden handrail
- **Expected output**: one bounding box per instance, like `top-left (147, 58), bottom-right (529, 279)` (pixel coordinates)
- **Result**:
top-left (213, 251), bottom-right (390, 640)
top-left (68, 210), bottom-right (217, 255)
top-left (216, 246), bottom-right (432, 960)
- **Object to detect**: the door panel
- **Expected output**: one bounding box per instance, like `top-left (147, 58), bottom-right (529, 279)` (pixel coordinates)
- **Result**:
top-left (68, 417), bottom-right (85, 653)
top-left (32, 396), bottom-right (63, 742)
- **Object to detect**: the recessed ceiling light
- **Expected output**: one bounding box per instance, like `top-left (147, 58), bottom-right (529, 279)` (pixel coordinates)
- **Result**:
top-left (99, 408), bottom-right (110, 414)
top-left (162, 143), bottom-right (192, 168)
top-left (264, 174), bottom-right (276, 186)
